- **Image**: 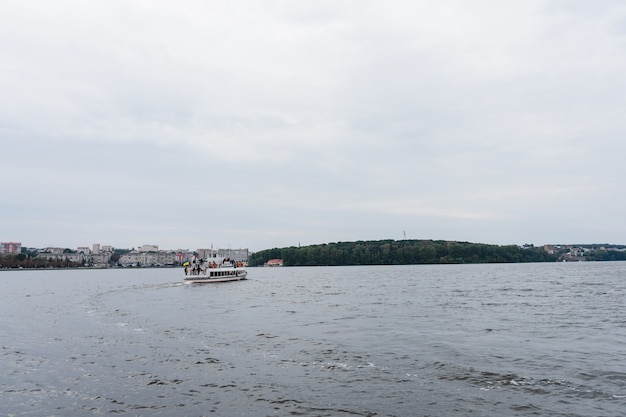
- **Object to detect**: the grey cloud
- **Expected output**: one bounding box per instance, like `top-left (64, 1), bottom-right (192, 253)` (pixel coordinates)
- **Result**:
top-left (2, 1), bottom-right (626, 250)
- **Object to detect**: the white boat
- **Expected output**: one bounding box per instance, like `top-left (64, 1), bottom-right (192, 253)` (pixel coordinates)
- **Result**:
top-left (183, 257), bottom-right (247, 283)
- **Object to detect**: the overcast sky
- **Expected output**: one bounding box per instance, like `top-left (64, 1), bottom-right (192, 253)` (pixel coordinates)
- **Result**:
top-left (2, 1), bottom-right (626, 252)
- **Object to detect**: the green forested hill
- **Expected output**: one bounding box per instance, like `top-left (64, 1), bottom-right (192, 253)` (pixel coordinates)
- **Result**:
top-left (248, 239), bottom-right (558, 266)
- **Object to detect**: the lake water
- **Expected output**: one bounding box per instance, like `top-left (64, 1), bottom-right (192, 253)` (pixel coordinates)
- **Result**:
top-left (1, 262), bottom-right (625, 416)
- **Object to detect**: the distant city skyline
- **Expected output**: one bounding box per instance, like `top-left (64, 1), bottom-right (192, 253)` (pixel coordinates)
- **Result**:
top-left (5, 239), bottom-right (626, 257)
top-left (5, 242), bottom-right (251, 252)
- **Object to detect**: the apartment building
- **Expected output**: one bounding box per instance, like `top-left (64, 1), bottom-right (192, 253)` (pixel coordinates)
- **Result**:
top-left (0, 242), bottom-right (21, 255)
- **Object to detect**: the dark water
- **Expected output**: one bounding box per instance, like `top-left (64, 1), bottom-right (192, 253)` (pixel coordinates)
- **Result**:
top-left (2, 262), bottom-right (625, 416)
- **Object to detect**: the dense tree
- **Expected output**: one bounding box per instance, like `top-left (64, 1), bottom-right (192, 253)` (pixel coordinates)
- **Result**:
top-left (248, 239), bottom-right (559, 267)
top-left (583, 249), bottom-right (626, 261)
top-left (110, 248), bottom-right (131, 265)
top-left (0, 254), bottom-right (80, 269)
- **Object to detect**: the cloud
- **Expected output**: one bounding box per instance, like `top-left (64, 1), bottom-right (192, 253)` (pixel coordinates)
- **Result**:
top-left (2, 1), bottom-right (626, 250)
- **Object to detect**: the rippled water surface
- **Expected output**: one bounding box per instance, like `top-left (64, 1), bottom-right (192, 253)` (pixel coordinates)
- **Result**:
top-left (2, 262), bottom-right (625, 416)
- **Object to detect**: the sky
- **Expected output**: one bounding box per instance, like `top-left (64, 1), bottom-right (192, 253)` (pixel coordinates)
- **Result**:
top-left (2, 1), bottom-right (626, 252)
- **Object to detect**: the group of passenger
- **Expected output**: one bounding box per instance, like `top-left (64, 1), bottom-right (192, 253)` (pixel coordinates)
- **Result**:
top-left (183, 257), bottom-right (245, 276)
top-left (223, 258), bottom-right (246, 268)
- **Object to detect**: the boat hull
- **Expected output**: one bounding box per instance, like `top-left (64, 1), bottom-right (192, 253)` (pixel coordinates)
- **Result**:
top-left (183, 269), bottom-right (247, 284)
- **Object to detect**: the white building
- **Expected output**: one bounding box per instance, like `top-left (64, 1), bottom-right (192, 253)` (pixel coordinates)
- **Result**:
top-left (138, 244), bottom-right (159, 253)
top-left (118, 250), bottom-right (176, 267)
top-left (43, 247), bottom-right (65, 255)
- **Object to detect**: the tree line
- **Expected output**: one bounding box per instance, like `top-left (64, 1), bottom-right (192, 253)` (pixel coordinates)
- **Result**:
top-left (0, 248), bottom-right (129, 269)
top-left (0, 254), bottom-right (83, 269)
top-left (248, 239), bottom-right (558, 266)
